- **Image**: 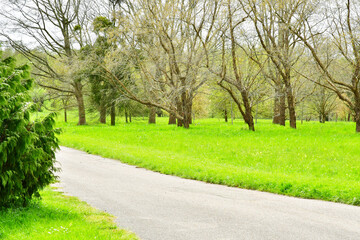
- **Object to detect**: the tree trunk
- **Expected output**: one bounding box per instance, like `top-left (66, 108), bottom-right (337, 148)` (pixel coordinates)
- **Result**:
top-left (176, 99), bottom-right (183, 127)
top-left (285, 83), bottom-right (296, 129)
top-left (181, 93), bottom-right (191, 129)
top-left (224, 109), bottom-right (228, 122)
top-left (247, 117), bottom-right (255, 131)
top-left (188, 101), bottom-right (193, 124)
top-left (111, 103), bottom-right (115, 126)
top-left (148, 106), bottom-right (156, 124)
top-left (129, 112), bottom-right (132, 123)
top-left (168, 114), bottom-right (176, 125)
top-left (125, 109), bottom-right (128, 123)
top-left (273, 88), bottom-right (280, 124)
top-left (183, 107), bottom-right (191, 129)
top-left (320, 113), bottom-right (326, 123)
top-left (177, 118), bottom-right (183, 127)
top-left (243, 109), bottom-right (255, 131)
top-left (99, 100), bottom-right (106, 124)
top-left (238, 90), bottom-right (255, 131)
top-left (279, 93), bottom-right (286, 126)
top-left (64, 108), bottom-right (67, 123)
top-left (74, 82), bottom-right (86, 125)
top-left (273, 85), bottom-right (286, 126)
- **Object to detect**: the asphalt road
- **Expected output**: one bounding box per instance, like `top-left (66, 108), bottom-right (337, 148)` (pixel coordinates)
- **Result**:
top-left (55, 147), bottom-right (360, 240)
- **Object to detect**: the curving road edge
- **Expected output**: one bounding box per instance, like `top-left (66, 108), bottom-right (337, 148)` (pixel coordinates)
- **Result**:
top-left (55, 146), bottom-right (360, 240)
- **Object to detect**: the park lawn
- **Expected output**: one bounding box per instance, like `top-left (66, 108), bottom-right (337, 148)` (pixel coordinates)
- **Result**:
top-left (55, 111), bottom-right (360, 205)
top-left (0, 187), bottom-right (138, 240)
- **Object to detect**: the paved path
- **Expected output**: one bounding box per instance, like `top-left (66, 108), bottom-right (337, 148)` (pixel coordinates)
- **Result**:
top-left (55, 147), bottom-right (360, 240)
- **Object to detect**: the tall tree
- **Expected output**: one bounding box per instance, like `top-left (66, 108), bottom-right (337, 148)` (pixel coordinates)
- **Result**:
top-left (241, 0), bottom-right (310, 129)
top-left (104, 0), bottom-right (221, 128)
top-left (1, 0), bottom-right (93, 125)
top-left (284, 0), bottom-right (360, 132)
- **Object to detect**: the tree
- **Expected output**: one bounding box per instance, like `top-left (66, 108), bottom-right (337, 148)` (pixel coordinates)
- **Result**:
top-left (289, 0), bottom-right (360, 132)
top-left (105, 0), bottom-right (221, 128)
top-left (1, 0), bottom-right (92, 125)
top-left (310, 79), bottom-right (337, 123)
top-left (88, 16), bottom-right (114, 124)
top-left (241, 0), bottom-right (311, 129)
top-left (0, 54), bottom-right (59, 207)
top-left (216, 1), bottom-right (270, 130)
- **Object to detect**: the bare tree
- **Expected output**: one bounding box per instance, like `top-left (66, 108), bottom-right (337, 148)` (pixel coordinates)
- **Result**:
top-left (1, 0), bottom-right (95, 125)
top-left (104, 0), bottom-right (221, 128)
top-left (287, 0), bottom-right (360, 132)
top-left (240, 0), bottom-right (312, 129)
top-left (205, 1), bottom-right (268, 131)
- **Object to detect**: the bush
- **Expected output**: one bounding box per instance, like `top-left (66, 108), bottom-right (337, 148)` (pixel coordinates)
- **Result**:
top-left (0, 55), bottom-right (60, 207)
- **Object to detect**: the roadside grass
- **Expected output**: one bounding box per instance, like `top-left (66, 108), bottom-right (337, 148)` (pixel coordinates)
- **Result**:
top-left (55, 111), bottom-right (360, 205)
top-left (0, 187), bottom-right (138, 240)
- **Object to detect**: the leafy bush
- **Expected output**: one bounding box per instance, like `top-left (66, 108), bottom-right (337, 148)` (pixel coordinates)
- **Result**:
top-left (0, 55), bottom-right (60, 207)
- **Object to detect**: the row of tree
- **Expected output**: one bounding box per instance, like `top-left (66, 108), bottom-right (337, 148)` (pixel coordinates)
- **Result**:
top-left (1, 0), bottom-right (359, 132)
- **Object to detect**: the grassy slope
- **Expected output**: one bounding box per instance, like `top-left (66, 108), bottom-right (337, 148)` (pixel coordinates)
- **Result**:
top-left (0, 187), bottom-right (138, 240)
top-left (55, 111), bottom-right (360, 205)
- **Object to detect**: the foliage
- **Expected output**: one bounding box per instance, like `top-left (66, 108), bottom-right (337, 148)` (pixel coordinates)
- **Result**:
top-left (0, 187), bottom-right (138, 239)
top-left (57, 113), bottom-right (360, 206)
top-left (93, 16), bottom-right (113, 33)
top-left (0, 55), bottom-right (59, 207)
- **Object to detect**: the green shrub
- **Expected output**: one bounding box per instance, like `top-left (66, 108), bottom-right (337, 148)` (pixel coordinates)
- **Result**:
top-left (0, 55), bottom-right (60, 207)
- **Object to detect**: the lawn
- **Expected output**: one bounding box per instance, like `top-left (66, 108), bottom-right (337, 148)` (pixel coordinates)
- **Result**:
top-left (54, 111), bottom-right (360, 205)
top-left (0, 187), bottom-right (138, 240)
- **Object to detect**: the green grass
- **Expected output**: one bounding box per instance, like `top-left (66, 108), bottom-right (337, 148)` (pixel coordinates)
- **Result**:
top-left (0, 187), bottom-right (138, 240)
top-left (55, 111), bottom-right (360, 205)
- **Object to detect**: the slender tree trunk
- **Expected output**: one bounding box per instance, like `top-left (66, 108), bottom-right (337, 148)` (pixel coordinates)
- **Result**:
top-left (111, 103), bottom-right (115, 126)
top-left (148, 106), bottom-right (156, 124)
top-left (168, 113), bottom-right (177, 125)
top-left (224, 109), bottom-right (228, 122)
top-left (129, 112), bottom-right (132, 123)
top-left (99, 100), bottom-right (106, 124)
top-left (279, 93), bottom-right (286, 126)
top-left (285, 83), bottom-right (296, 129)
top-left (64, 108), bottom-right (67, 123)
top-left (74, 82), bottom-right (86, 125)
top-left (277, 15), bottom-right (290, 127)
top-left (273, 85), bottom-right (286, 126)
top-left (125, 109), bottom-right (128, 123)
top-left (241, 91), bottom-right (255, 131)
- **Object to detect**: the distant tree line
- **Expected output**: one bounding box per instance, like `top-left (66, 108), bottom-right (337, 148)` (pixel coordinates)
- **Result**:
top-left (1, 0), bottom-right (359, 132)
